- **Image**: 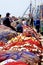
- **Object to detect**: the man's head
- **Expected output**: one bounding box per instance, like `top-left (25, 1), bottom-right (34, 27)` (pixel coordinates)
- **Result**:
top-left (6, 13), bottom-right (10, 17)
top-left (0, 14), bottom-right (1, 18)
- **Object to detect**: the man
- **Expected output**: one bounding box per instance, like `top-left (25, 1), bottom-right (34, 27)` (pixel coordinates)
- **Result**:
top-left (16, 22), bottom-right (23, 33)
top-left (30, 17), bottom-right (33, 27)
top-left (3, 13), bottom-right (16, 31)
top-left (35, 18), bottom-right (40, 33)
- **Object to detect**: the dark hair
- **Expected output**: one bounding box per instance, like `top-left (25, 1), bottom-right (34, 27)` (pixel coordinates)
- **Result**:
top-left (6, 13), bottom-right (10, 17)
top-left (0, 14), bottom-right (1, 17)
top-left (16, 22), bottom-right (19, 25)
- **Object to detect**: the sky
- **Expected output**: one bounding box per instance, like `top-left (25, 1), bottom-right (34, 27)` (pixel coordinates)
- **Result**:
top-left (0, 0), bottom-right (43, 17)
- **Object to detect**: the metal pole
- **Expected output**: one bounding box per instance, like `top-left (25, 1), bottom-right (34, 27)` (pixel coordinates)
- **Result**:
top-left (30, 0), bottom-right (32, 13)
top-left (22, 6), bottom-right (29, 17)
top-left (35, 0), bottom-right (36, 19)
top-left (30, 3), bottom-right (32, 14)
